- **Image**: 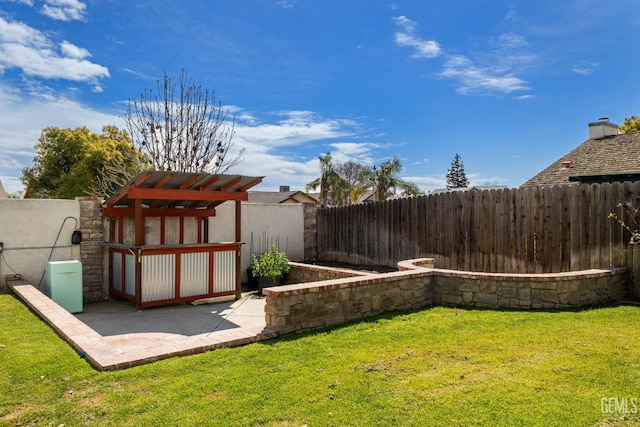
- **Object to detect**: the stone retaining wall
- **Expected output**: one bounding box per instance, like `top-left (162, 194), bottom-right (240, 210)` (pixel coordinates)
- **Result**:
top-left (433, 268), bottom-right (628, 310)
top-left (264, 270), bottom-right (434, 336)
top-left (287, 261), bottom-right (371, 284)
top-left (264, 258), bottom-right (629, 336)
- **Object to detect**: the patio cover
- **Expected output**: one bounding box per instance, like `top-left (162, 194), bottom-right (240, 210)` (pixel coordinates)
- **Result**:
top-left (103, 171), bottom-right (263, 306)
top-left (103, 170), bottom-right (263, 246)
top-left (104, 170), bottom-right (263, 213)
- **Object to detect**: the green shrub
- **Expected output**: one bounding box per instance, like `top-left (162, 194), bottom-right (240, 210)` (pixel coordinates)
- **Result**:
top-left (249, 244), bottom-right (290, 278)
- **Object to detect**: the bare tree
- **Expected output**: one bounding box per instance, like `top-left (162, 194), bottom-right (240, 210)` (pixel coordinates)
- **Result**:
top-left (124, 70), bottom-right (244, 173)
top-left (334, 160), bottom-right (369, 205)
top-left (94, 146), bottom-right (150, 199)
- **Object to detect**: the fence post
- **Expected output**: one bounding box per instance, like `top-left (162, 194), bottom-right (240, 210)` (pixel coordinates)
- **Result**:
top-left (631, 244), bottom-right (640, 301)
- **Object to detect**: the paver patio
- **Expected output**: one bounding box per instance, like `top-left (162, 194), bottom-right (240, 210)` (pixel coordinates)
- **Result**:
top-left (9, 281), bottom-right (275, 371)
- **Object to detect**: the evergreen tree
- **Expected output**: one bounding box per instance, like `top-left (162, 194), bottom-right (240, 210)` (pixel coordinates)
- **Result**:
top-left (446, 153), bottom-right (469, 189)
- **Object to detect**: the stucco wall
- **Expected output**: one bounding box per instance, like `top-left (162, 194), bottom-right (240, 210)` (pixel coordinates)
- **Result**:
top-left (2, 199), bottom-right (305, 295)
top-left (0, 199), bottom-right (81, 289)
top-left (209, 203), bottom-right (305, 282)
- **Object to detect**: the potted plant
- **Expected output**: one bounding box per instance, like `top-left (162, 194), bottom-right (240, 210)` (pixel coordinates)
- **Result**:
top-left (249, 244), bottom-right (291, 292)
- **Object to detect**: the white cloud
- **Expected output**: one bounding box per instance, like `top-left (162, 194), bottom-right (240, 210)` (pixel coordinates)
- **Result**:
top-left (277, 0), bottom-right (294, 9)
top-left (0, 81), bottom-right (386, 194)
top-left (504, 7), bottom-right (517, 22)
top-left (439, 55), bottom-right (529, 95)
top-left (40, 0), bottom-right (86, 21)
top-left (59, 40), bottom-right (90, 59)
top-left (392, 16), bottom-right (530, 96)
top-left (572, 60), bottom-right (599, 76)
top-left (392, 15), bottom-right (441, 59)
top-left (0, 16), bottom-right (109, 82)
top-left (235, 110), bottom-right (354, 148)
top-left (497, 33), bottom-right (529, 49)
top-left (329, 142), bottom-right (377, 165)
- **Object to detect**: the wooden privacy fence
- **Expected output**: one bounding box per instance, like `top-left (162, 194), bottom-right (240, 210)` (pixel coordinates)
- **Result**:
top-left (317, 182), bottom-right (640, 273)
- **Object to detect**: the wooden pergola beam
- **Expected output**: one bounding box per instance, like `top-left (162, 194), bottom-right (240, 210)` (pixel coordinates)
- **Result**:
top-left (241, 177), bottom-right (263, 191)
top-left (127, 187), bottom-right (248, 202)
top-left (106, 171), bottom-right (152, 208)
top-left (103, 207), bottom-right (217, 218)
top-left (199, 176), bottom-right (220, 190)
top-left (222, 176), bottom-right (242, 192)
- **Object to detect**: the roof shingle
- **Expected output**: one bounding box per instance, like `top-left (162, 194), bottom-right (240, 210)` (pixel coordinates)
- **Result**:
top-left (522, 132), bottom-right (640, 187)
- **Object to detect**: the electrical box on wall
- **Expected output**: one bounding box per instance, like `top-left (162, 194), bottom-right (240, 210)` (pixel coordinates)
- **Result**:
top-left (45, 260), bottom-right (83, 313)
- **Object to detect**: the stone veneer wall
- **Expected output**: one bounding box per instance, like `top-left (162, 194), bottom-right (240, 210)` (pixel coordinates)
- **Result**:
top-left (264, 259), bottom-right (629, 336)
top-left (77, 197), bottom-right (105, 303)
top-left (264, 270), bottom-right (434, 336)
top-left (302, 204), bottom-right (317, 261)
top-left (287, 261), bottom-right (371, 284)
top-left (432, 268), bottom-right (629, 309)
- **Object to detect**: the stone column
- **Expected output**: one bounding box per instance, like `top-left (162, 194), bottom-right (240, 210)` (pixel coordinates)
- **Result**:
top-left (303, 203), bottom-right (317, 261)
top-left (77, 197), bottom-right (105, 303)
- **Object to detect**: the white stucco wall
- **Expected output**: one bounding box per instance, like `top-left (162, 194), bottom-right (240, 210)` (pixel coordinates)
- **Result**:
top-left (0, 199), bottom-right (81, 287)
top-left (208, 202), bottom-right (305, 281)
top-left (1, 199), bottom-right (305, 288)
top-left (113, 202), bottom-right (305, 281)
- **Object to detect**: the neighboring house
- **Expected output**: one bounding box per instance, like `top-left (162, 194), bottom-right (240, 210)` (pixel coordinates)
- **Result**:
top-left (355, 189), bottom-right (375, 204)
top-left (522, 118), bottom-right (640, 187)
top-left (0, 180), bottom-right (7, 199)
top-left (430, 185), bottom-right (509, 195)
top-left (248, 186), bottom-right (319, 205)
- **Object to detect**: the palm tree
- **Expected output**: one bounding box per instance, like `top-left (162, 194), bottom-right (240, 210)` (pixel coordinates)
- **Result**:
top-left (367, 156), bottom-right (424, 201)
top-left (306, 152), bottom-right (341, 207)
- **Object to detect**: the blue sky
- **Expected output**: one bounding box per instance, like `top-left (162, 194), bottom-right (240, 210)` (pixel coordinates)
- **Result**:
top-left (0, 0), bottom-right (638, 195)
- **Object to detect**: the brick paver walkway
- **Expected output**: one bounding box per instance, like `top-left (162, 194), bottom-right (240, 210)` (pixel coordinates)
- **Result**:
top-left (10, 281), bottom-right (276, 371)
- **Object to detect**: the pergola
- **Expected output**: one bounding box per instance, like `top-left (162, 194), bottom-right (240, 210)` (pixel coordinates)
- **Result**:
top-left (103, 171), bottom-right (262, 309)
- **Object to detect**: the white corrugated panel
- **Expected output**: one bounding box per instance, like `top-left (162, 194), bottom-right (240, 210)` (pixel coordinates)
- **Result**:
top-left (180, 252), bottom-right (209, 297)
top-left (141, 254), bottom-right (175, 302)
top-left (112, 252), bottom-right (122, 292)
top-left (125, 253), bottom-right (136, 296)
top-left (214, 250), bottom-right (236, 293)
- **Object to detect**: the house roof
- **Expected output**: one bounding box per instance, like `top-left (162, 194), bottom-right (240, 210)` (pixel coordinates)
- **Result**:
top-left (430, 185), bottom-right (509, 195)
top-left (522, 132), bottom-right (640, 187)
top-left (248, 190), bottom-right (319, 204)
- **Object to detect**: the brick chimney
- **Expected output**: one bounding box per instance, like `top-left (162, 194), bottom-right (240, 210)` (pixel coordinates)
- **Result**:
top-left (588, 118), bottom-right (619, 139)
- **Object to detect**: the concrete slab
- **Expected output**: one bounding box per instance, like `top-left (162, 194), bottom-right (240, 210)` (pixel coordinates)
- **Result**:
top-left (75, 295), bottom-right (266, 336)
top-left (9, 280), bottom-right (275, 371)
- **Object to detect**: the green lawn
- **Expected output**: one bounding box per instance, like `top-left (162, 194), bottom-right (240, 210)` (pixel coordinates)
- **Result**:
top-left (1, 294), bottom-right (640, 427)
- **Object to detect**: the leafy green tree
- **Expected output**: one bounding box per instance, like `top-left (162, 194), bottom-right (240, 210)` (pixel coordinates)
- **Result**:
top-left (21, 126), bottom-right (146, 199)
top-left (620, 116), bottom-right (640, 133)
top-left (446, 153), bottom-right (469, 189)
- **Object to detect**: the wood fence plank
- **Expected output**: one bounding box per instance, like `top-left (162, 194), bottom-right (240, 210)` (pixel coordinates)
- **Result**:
top-left (315, 182), bottom-right (640, 272)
